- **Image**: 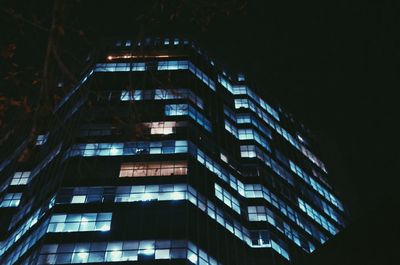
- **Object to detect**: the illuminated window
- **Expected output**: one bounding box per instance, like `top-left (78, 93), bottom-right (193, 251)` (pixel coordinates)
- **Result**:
top-left (214, 183), bottom-right (241, 214)
top-left (248, 206), bottom-right (314, 253)
top-left (67, 140), bottom-right (188, 158)
top-left (10, 171), bottom-right (30, 185)
top-left (165, 104), bottom-right (212, 132)
top-left (0, 193), bottom-right (22, 207)
top-left (37, 240), bottom-right (222, 265)
top-left (71, 195), bottom-right (86, 204)
top-left (47, 212), bottom-right (112, 233)
top-left (145, 121), bottom-right (177, 135)
top-left (36, 134), bottom-right (48, 145)
top-left (119, 161), bottom-right (187, 178)
top-left (298, 198), bottom-right (338, 235)
top-left (120, 90), bottom-right (142, 101)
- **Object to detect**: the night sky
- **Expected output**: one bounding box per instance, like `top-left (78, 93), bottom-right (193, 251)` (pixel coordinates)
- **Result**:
top-left (1, 0), bottom-right (399, 221)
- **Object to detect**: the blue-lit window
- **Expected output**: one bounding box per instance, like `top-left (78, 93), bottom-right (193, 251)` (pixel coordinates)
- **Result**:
top-left (47, 213), bottom-right (112, 233)
top-left (215, 183), bottom-right (241, 214)
top-left (54, 183), bottom-right (290, 260)
top-left (94, 61), bottom-right (215, 91)
top-left (10, 171), bottom-right (30, 185)
top-left (37, 240), bottom-right (222, 265)
top-left (234, 98), bottom-right (249, 109)
top-left (0, 193), bottom-right (22, 207)
top-left (298, 198), bottom-right (338, 235)
top-left (120, 90), bottom-right (142, 101)
top-left (174, 38), bottom-right (179, 45)
top-left (248, 206), bottom-right (313, 253)
top-left (125, 40), bottom-right (131, 47)
top-left (240, 145), bottom-right (294, 185)
top-left (165, 103), bottom-right (188, 116)
top-left (164, 38), bottom-right (170, 45)
top-left (244, 184), bottom-right (327, 244)
top-left (240, 145), bottom-right (257, 158)
top-left (157, 60), bottom-right (188, 70)
top-left (66, 140), bottom-right (189, 158)
top-left (224, 120), bottom-right (238, 138)
top-left (289, 160), bottom-right (342, 211)
top-left (238, 74), bottom-right (245, 81)
top-left (165, 104), bottom-right (211, 132)
top-left (36, 134), bottom-right (48, 145)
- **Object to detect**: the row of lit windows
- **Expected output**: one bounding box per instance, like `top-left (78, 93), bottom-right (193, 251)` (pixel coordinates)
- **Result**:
top-left (298, 198), bottom-right (338, 235)
top-left (58, 183), bottom-right (251, 246)
top-left (37, 240), bottom-right (220, 265)
top-left (238, 129), bottom-right (270, 151)
top-left (79, 121), bottom-right (185, 137)
top-left (248, 206), bottom-right (315, 253)
top-left (195, 148), bottom-right (246, 196)
top-left (64, 140), bottom-right (246, 201)
top-left (218, 75), bottom-right (280, 121)
top-left (2, 218), bottom-right (48, 265)
top-left (119, 161), bottom-right (187, 178)
top-left (245, 184), bottom-right (328, 244)
top-left (35, 134), bottom-right (48, 146)
top-left (224, 120), bottom-right (271, 152)
top-left (62, 138), bottom-right (339, 233)
top-left (249, 230), bottom-right (289, 258)
top-left (0, 197), bottom-right (55, 260)
top-left (307, 191), bottom-right (344, 227)
top-left (0, 193), bottom-right (22, 208)
top-left (115, 38), bottom-right (190, 47)
top-left (54, 184), bottom-right (289, 260)
top-left (236, 113), bottom-right (272, 139)
top-left (47, 213), bottom-right (112, 233)
top-left (233, 98), bottom-right (327, 172)
top-left (165, 104), bottom-right (212, 132)
top-left (61, 138), bottom-right (334, 247)
top-left (289, 161), bottom-right (344, 211)
top-left (1, 183), bottom-right (289, 263)
top-left (120, 88), bottom-right (204, 109)
top-left (94, 60), bottom-right (216, 91)
top-left (65, 140), bottom-right (188, 158)
top-left (240, 145), bottom-right (294, 186)
top-left (146, 121), bottom-right (178, 135)
top-left (215, 183), bottom-right (241, 214)
top-left (0, 171), bottom-right (31, 193)
top-left (1, 196), bottom-right (57, 265)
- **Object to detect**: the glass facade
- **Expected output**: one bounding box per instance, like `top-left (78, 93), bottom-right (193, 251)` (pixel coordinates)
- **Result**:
top-left (0, 37), bottom-right (348, 265)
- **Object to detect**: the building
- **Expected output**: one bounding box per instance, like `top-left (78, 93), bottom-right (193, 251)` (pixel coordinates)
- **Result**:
top-left (0, 36), bottom-right (349, 265)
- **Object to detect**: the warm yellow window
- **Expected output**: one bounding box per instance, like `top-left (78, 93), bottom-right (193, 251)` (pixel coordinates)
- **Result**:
top-left (119, 161), bottom-right (187, 177)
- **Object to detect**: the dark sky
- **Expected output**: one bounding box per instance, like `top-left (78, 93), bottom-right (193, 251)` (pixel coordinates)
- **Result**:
top-left (1, 0), bottom-right (399, 220)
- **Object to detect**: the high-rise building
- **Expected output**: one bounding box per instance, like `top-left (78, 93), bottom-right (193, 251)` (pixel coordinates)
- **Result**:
top-left (0, 37), bottom-right (348, 265)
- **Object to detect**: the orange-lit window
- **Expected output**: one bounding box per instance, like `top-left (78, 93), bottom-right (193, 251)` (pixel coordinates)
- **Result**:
top-left (119, 161), bottom-right (187, 177)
